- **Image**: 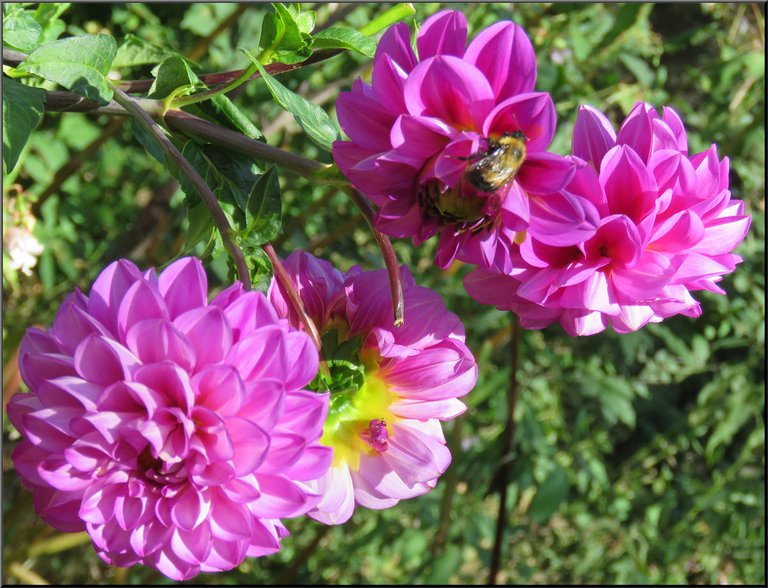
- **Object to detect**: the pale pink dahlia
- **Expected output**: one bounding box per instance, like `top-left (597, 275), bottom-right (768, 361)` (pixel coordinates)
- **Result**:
top-left (333, 10), bottom-right (587, 272)
top-left (7, 257), bottom-right (332, 580)
top-left (269, 251), bottom-right (477, 524)
top-left (465, 103), bottom-right (751, 335)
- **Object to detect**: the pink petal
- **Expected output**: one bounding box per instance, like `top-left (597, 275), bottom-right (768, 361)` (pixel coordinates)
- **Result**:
top-left (483, 92), bottom-right (557, 153)
top-left (74, 334), bottom-right (137, 386)
top-left (599, 145), bottom-right (658, 223)
top-left (572, 104), bottom-right (617, 167)
top-left (87, 259), bottom-right (143, 336)
top-left (516, 152), bottom-right (576, 195)
top-left (404, 56), bottom-right (495, 131)
top-left (116, 279), bottom-right (169, 340)
top-left (374, 21), bottom-right (417, 73)
top-left (465, 20), bottom-right (537, 100)
top-left (124, 319), bottom-right (196, 372)
top-left (416, 10), bottom-right (467, 60)
top-left (226, 417), bottom-right (269, 476)
top-left (173, 306), bottom-right (232, 369)
top-left (248, 474), bottom-right (311, 518)
top-left (170, 486), bottom-right (210, 532)
top-left (158, 257), bottom-right (208, 319)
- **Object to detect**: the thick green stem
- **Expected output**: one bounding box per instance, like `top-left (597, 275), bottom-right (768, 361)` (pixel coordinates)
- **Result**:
top-left (110, 85), bottom-right (252, 289)
top-left (359, 3), bottom-right (416, 36)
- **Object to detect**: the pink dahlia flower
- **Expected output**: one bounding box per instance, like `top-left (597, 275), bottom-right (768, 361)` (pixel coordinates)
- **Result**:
top-left (7, 257), bottom-right (332, 580)
top-left (333, 10), bottom-right (586, 272)
top-left (465, 102), bottom-right (751, 335)
top-left (269, 251), bottom-right (477, 524)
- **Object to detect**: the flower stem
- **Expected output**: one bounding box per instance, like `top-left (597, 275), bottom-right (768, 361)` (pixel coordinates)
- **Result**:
top-left (110, 85), bottom-right (252, 289)
top-left (488, 313), bottom-right (520, 585)
top-left (359, 3), bottom-right (416, 36)
top-left (343, 187), bottom-right (405, 327)
top-left (432, 415), bottom-right (464, 556)
top-left (163, 109), bottom-right (342, 183)
top-left (262, 243), bottom-right (323, 352)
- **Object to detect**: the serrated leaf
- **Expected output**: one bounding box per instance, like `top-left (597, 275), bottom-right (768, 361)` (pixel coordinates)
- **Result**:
top-left (16, 34), bottom-right (117, 104)
top-left (2, 7), bottom-right (42, 52)
top-left (528, 466), bottom-right (569, 523)
top-left (113, 34), bottom-right (179, 68)
top-left (313, 27), bottom-right (376, 58)
top-left (2, 77), bottom-right (45, 172)
top-left (245, 50), bottom-right (340, 151)
top-left (245, 166), bottom-right (282, 245)
top-left (148, 56), bottom-right (203, 99)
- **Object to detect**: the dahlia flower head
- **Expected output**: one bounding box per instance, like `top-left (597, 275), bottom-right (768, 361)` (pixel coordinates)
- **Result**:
top-left (269, 251), bottom-right (478, 524)
top-left (333, 10), bottom-right (589, 272)
top-left (7, 257), bottom-right (333, 580)
top-left (465, 102), bottom-right (751, 335)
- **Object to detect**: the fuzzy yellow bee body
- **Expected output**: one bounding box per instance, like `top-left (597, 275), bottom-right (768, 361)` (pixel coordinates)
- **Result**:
top-left (463, 131), bottom-right (527, 193)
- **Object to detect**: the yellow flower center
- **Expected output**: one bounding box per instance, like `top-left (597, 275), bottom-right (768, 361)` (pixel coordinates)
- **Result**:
top-left (320, 369), bottom-right (396, 470)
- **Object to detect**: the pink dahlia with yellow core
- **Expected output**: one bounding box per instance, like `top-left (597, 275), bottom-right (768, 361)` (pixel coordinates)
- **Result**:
top-left (333, 10), bottom-right (588, 272)
top-left (269, 251), bottom-right (478, 524)
top-left (7, 257), bottom-right (332, 580)
top-left (465, 103), bottom-right (751, 335)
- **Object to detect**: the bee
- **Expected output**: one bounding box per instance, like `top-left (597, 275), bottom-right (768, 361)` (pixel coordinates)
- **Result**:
top-left (461, 130), bottom-right (527, 193)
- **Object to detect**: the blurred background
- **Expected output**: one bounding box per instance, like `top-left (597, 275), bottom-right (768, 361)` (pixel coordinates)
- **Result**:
top-left (2, 3), bottom-right (765, 584)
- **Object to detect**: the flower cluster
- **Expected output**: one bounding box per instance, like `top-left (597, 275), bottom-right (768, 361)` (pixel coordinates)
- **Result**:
top-left (333, 10), bottom-right (590, 272)
top-left (269, 251), bottom-right (477, 524)
top-left (8, 258), bottom-right (332, 580)
top-left (465, 103), bottom-right (751, 334)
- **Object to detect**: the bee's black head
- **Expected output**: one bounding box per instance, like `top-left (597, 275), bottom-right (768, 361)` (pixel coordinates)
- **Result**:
top-left (502, 129), bottom-right (528, 142)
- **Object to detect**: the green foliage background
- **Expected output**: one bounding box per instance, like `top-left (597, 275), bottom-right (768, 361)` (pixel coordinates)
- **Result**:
top-left (2, 3), bottom-right (765, 585)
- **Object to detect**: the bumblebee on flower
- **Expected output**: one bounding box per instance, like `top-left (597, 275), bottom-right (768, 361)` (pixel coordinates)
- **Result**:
top-left (333, 10), bottom-right (596, 272)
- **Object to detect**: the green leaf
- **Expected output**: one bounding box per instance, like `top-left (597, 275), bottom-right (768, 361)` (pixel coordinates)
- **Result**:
top-left (32, 2), bottom-right (69, 45)
top-left (313, 27), bottom-right (377, 58)
top-left (619, 53), bottom-right (655, 87)
top-left (16, 34), bottom-right (117, 105)
top-left (195, 94), bottom-right (264, 140)
top-left (426, 544), bottom-right (463, 585)
top-left (245, 51), bottom-right (340, 151)
top-left (113, 34), bottom-right (179, 68)
top-left (528, 466), bottom-right (569, 523)
top-left (201, 147), bottom-right (263, 210)
top-left (2, 6), bottom-right (42, 52)
top-left (180, 3), bottom-right (238, 37)
top-left (285, 3), bottom-right (316, 34)
top-left (245, 166), bottom-right (282, 245)
top-left (260, 4), bottom-right (313, 64)
top-left (147, 56), bottom-right (203, 99)
top-left (2, 77), bottom-right (45, 173)
top-left (183, 202), bottom-right (215, 252)
top-left (128, 118), bottom-right (168, 166)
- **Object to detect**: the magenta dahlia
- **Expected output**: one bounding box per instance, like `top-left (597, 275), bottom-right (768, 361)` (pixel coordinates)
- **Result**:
top-left (333, 9), bottom-right (589, 272)
top-left (7, 257), bottom-right (332, 580)
top-left (465, 103), bottom-right (751, 335)
top-left (269, 251), bottom-right (477, 524)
